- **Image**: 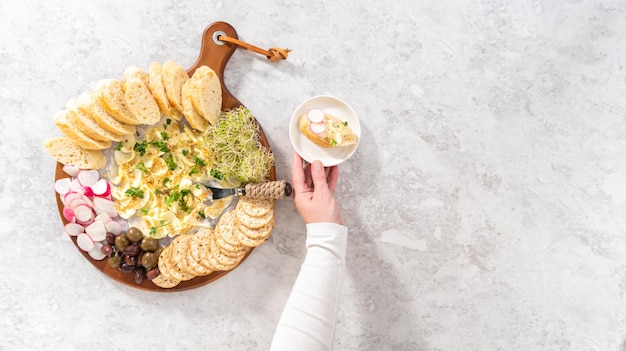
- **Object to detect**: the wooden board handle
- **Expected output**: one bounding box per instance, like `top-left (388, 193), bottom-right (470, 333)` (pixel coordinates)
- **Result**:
top-left (187, 21), bottom-right (242, 110)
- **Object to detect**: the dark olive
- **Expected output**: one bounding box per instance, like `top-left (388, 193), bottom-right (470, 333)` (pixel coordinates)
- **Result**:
top-left (122, 243), bottom-right (141, 256)
top-left (105, 233), bottom-right (116, 246)
top-left (107, 254), bottom-right (123, 268)
top-left (146, 267), bottom-right (160, 280)
top-left (126, 227), bottom-right (144, 243)
top-left (101, 244), bottom-right (114, 257)
top-left (140, 237), bottom-right (159, 252)
top-left (140, 252), bottom-right (158, 270)
top-left (114, 234), bottom-right (130, 251)
top-left (134, 267), bottom-right (146, 284)
top-left (120, 263), bottom-right (135, 273)
top-left (124, 254), bottom-right (138, 267)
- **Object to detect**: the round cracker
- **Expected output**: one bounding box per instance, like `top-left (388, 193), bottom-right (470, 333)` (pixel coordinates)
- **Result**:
top-left (185, 231), bottom-right (214, 276)
top-left (237, 215), bottom-right (275, 241)
top-left (216, 210), bottom-right (240, 246)
top-left (210, 238), bottom-right (239, 267)
top-left (235, 224), bottom-right (270, 248)
top-left (237, 198), bottom-right (274, 218)
top-left (151, 272), bottom-right (180, 288)
top-left (168, 235), bottom-right (196, 281)
top-left (215, 234), bottom-right (247, 256)
top-left (236, 208), bottom-right (274, 230)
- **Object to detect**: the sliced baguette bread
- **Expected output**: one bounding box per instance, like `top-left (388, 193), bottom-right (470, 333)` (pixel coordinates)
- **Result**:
top-left (162, 60), bottom-right (188, 114)
top-left (66, 99), bottom-right (123, 142)
top-left (44, 137), bottom-right (106, 169)
top-left (189, 66), bottom-right (222, 125)
top-left (123, 77), bottom-right (161, 125)
top-left (148, 61), bottom-right (182, 120)
top-left (75, 91), bottom-right (136, 136)
top-left (181, 79), bottom-right (208, 131)
top-left (54, 110), bottom-right (111, 150)
top-left (122, 66), bottom-right (150, 89)
top-left (97, 79), bottom-right (143, 125)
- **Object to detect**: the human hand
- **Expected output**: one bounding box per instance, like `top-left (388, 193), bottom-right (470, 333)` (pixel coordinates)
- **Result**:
top-left (291, 151), bottom-right (344, 225)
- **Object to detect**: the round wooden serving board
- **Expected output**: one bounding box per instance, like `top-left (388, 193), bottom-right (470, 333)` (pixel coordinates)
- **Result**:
top-left (54, 21), bottom-right (276, 292)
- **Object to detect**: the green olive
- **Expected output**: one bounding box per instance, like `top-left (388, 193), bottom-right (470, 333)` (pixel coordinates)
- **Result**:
top-left (141, 252), bottom-right (158, 270)
top-left (114, 234), bottom-right (130, 252)
top-left (108, 254), bottom-right (123, 268)
top-left (140, 237), bottom-right (159, 252)
top-left (126, 227), bottom-right (144, 243)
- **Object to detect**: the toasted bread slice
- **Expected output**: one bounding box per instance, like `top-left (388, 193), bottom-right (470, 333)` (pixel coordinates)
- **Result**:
top-left (97, 79), bottom-right (143, 125)
top-left (148, 61), bottom-right (182, 120)
top-left (298, 111), bottom-right (358, 148)
top-left (162, 60), bottom-right (188, 114)
top-left (124, 77), bottom-right (161, 125)
top-left (181, 79), bottom-right (208, 131)
top-left (75, 91), bottom-right (136, 136)
top-left (189, 66), bottom-right (222, 124)
top-left (66, 98), bottom-right (123, 142)
top-left (44, 137), bottom-right (106, 169)
top-left (54, 110), bottom-right (111, 150)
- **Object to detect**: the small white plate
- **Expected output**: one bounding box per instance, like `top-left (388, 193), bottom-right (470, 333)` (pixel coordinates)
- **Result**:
top-left (289, 95), bottom-right (361, 166)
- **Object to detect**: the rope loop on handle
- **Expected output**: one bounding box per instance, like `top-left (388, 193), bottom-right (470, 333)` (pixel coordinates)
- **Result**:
top-left (217, 35), bottom-right (291, 61)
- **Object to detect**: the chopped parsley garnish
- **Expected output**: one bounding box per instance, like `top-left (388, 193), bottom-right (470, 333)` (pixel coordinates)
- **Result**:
top-left (115, 142), bottom-right (123, 151)
top-left (343, 121), bottom-right (348, 126)
top-left (182, 149), bottom-right (189, 157)
top-left (165, 155), bottom-right (177, 170)
top-left (151, 140), bottom-right (169, 153)
top-left (133, 141), bottom-right (148, 156)
top-left (135, 161), bottom-right (148, 173)
top-left (160, 131), bottom-right (170, 141)
top-left (125, 187), bottom-right (144, 199)
top-left (210, 169), bottom-right (223, 180)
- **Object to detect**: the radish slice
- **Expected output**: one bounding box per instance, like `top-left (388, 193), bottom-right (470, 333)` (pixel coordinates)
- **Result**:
top-left (68, 198), bottom-right (88, 210)
top-left (307, 109), bottom-right (325, 123)
top-left (105, 220), bottom-right (122, 235)
top-left (77, 170), bottom-right (100, 187)
top-left (83, 186), bottom-right (94, 198)
top-left (80, 194), bottom-right (94, 208)
top-left (88, 242), bottom-right (106, 260)
top-left (64, 192), bottom-right (82, 205)
top-left (64, 223), bottom-right (84, 236)
top-left (55, 178), bottom-right (72, 195)
top-left (94, 213), bottom-right (111, 223)
top-left (91, 179), bottom-right (111, 197)
top-left (76, 233), bottom-right (95, 251)
top-left (93, 197), bottom-right (117, 217)
top-left (76, 218), bottom-right (94, 226)
top-left (62, 207), bottom-right (75, 222)
top-left (309, 122), bottom-right (326, 134)
top-left (73, 204), bottom-right (94, 223)
top-left (70, 179), bottom-right (83, 193)
top-left (62, 164), bottom-right (81, 177)
top-left (85, 221), bottom-right (107, 241)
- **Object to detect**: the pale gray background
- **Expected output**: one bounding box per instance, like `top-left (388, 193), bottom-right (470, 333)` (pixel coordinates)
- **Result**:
top-left (1, 0), bottom-right (625, 350)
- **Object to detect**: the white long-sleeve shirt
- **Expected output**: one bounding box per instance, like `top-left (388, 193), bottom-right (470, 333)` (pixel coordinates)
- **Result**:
top-left (270, 223), bottom-right (348, 351)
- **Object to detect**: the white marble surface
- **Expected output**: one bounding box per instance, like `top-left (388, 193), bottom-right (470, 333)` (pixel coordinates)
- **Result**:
top-left (1, 0), bottom-right (626, 350)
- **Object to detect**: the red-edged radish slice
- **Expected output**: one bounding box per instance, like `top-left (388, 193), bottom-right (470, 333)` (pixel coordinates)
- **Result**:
top-left (85, 221), bottom-right (107, 241)
top-left (83, 186), bottom-right (94, 198)
top-left (55, 178), bottom-right (72, 195)
top-left (77, 169), bottom-right (100, 187)
top-left (88, 242), bottom-right (106, 260)
top-left (68, 198), bottom-right (88, 210)
top-left (307, 109), bottom-right (325, 123)
top-left (81, 194), bottom-right (94, 207)
top-left (91, 179), bottom-right (111, 197)
top-left (94, 213), bottom-right (111, 223)
top-left (62, 207), bottom-right (75, 222)
top-left (73, 204), bottom-right (94, 223)
top-left (76, 233), bottom-right (95, 251)
top-left (105, 220), bottom-right (122, 235)
top-left (64, 192), bottom-right (82, 205)
top-left (64, 223), bottom-right (84, 236)
top-left (309, 121), bottom-right (326, 134)
top-left (76, 218), bottom-right (94, 226)
top-left (62, 164), bottom-right (80, 177)
top-left (93, 197), bottom-right (117, 217)
top-left (70, 179), bottom-right (83, 193)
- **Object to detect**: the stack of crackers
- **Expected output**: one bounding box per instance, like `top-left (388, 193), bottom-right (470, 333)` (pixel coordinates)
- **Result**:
top-left (151, 197), bottom-right (275, 288)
